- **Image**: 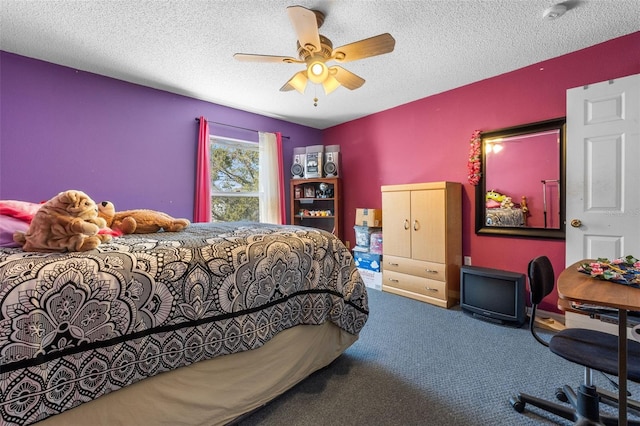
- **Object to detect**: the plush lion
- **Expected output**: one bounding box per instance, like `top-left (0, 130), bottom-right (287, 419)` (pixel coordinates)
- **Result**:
top-left (98, 201), bottom-right (190, 234)
top-left (13, 190), bottom-right (112, 252)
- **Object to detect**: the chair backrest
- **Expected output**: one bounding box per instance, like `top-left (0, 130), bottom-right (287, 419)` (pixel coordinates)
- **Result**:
top-left (528, 255), bottom-right (555, 305)
top-left (528, 255), bottom-right (555, 346)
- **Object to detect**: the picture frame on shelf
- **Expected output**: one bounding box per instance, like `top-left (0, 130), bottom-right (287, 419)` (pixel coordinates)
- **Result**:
top-left (294, 187), bottom-right (302, 199)
top-left (304, 186), bottom-right (315, 198)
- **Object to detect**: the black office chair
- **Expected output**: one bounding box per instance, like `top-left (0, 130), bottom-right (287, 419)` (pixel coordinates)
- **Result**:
top-left (510, 255), bottom-right (640, 425)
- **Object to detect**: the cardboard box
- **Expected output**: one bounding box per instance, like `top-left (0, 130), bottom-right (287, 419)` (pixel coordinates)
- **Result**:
top-left (358, 268), bottom-right (382, 290)
top-left (355, 208), bottom-right (382, 227)
top-left (353, 251), bottom-right (382, 272)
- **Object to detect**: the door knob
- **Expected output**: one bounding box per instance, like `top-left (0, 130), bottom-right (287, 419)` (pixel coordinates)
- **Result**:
top-left (570, 219), bottom-right (582, 228)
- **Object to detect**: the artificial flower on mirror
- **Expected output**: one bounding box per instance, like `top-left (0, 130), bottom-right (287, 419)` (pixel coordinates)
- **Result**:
top-left (467, 130), bottom-right (481, 186)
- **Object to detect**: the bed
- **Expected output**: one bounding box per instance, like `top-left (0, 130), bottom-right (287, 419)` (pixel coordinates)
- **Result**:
top-left (0, 222), bottom-right (368, 426)
top-left (485, 194), bottom-right (529, 227)
top-left (485, 207), bottom-right (526, 227)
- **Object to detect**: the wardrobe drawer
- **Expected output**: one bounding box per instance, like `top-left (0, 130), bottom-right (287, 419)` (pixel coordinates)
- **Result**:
top-left (383, 270), bottom-right (447, 300)
top-left (383, 255), bottom-right (446, 281)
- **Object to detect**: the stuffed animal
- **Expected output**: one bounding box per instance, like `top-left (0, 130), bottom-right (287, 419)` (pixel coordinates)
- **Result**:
top-left (13, 190), bottom-right (112, 252)
top-left (98, 201), bottom-right (190, 234)
top-left (486, 190), bottom-right (506, 203)
top-left (501, 196), bottom-right (515, 209)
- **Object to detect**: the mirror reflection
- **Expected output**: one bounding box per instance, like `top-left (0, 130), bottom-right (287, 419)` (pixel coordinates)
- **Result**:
top-left (475, 118), bottom-right (566, 239)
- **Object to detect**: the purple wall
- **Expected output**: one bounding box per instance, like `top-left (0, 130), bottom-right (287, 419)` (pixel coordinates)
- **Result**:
top-left (323, 32), bottom-right (640, 312)
top-left (0, 52), bottom-right (322, 220)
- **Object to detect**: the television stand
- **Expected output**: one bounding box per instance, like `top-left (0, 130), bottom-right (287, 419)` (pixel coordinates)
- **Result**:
top-left (465, 310), bottom-right (525, 328)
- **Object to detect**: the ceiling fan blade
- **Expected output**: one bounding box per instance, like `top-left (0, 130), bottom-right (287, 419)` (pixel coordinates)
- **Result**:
top-left (287, 5), bottom-right (321, 54)
top-left (280, 71), bottom-right (308, 94)
top-left (234, 53), bottom-right (302, 64)
top-left (332, 33), bottom-right (396, 63)
top-left (330, 66), bottom-right (365, 90)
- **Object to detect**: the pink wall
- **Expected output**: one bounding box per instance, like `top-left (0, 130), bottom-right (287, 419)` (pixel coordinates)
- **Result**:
top-left (324, 32), bottom-right (640, 312)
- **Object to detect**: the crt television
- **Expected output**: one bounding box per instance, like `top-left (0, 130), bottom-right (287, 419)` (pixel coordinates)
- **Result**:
top-left (460, 265), bottom-right (527, 327)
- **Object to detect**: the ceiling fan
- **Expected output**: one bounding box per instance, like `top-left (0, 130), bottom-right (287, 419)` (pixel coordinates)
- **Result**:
top-left (233, 5), bottom-right (395, 96)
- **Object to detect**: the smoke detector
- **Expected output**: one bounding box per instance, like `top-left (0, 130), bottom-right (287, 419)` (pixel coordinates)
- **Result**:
top-left (543, 3), bottom-right (567, 20)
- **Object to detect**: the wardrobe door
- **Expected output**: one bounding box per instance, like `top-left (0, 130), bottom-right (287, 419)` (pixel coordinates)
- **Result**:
top-left (382, 190), bottom-right (411, 258)
top-left (411, 189), bottom-right (445, 263)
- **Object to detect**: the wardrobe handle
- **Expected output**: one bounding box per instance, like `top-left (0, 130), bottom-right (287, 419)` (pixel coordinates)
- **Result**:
top-left (425, 269), bottom-right (438, 274)
top-left (425, 287), bottom-right (438, 292)
top-left (388, 278), bottom-right (400, 283)
top-left (413, 220), bottom-right (419, 231)
top-left (404, 219), bottom-right (409, 230)
top-left (388, 262), bottom-right (400, 267)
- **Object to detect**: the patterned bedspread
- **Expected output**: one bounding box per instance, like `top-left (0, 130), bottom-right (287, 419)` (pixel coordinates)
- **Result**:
top-left (0, 222), bottom-right (368, 425)
top-left (485, 207), bottom-right (525, 227)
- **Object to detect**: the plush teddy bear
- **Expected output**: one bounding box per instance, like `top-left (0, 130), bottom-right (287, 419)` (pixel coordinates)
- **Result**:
top-left (501, 196), bottom-right (515, 209)
top-left (13, 190), bottom-right (112, 252)
top-left (98, 201), bottom-right (190, 234)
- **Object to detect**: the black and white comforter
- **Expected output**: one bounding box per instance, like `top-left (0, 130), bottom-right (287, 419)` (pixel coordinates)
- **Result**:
top-left (0, 222), bottom-right (368, 425)
top-left (485, 207), bottom-right (525, 227)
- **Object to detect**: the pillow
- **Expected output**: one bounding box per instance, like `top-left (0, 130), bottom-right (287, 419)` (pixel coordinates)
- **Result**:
top-left (0, 215), bottom-right (29, 247)
top-left (0, 200), bottom-right (43, 222)
top-left (486, 199), bottom-right (501, 209)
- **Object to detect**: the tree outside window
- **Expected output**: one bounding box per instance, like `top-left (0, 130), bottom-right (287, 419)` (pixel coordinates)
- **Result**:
top-left (210, 137), bottom-right (259, 222)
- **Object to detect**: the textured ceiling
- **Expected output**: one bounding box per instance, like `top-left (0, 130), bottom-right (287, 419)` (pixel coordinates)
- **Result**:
top-left (1, 0), bottom-right (639, 129)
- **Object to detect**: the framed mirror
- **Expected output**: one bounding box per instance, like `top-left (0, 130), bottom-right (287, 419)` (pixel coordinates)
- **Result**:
top-left (475, 117), bottom-right (566, 239)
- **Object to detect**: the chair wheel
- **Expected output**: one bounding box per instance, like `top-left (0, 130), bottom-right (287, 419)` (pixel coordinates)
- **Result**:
top-left (555, 387), bottom-right (568, 402)
top-left (510, 396), bottom-right (525, 413)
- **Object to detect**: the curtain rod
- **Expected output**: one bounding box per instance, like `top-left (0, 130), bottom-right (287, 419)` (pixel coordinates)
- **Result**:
top-left (195, 118), bottom-right (290, 139)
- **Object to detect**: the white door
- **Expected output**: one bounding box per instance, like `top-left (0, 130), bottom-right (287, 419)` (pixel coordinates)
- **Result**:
top-left (565, 74), bottom-right (640, 266)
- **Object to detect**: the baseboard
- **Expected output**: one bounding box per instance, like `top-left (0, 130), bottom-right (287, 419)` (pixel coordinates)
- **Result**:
top-left (527, 307), bottom-right (566, 331)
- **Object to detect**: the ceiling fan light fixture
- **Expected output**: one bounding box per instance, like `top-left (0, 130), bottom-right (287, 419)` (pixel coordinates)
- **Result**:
top-left (307, 61), bottom-right (328, 84)
top-left (322, 76), bottom-right (341, 95)
top-left (287, 72), bottom-right (308, 94)
top-left (310, 63), bottom-right (323, 76)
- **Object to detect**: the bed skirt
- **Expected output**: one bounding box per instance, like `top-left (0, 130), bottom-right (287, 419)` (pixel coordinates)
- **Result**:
top-left (34, 322), bottom-right (357, 426)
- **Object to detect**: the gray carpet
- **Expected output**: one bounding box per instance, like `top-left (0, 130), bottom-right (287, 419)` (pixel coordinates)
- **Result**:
top-left (239, 288), bottom-right (640, 425)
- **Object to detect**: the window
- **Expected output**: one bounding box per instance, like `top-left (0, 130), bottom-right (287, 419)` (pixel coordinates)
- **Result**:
top-left (209, 136), bottom-right (259, 222)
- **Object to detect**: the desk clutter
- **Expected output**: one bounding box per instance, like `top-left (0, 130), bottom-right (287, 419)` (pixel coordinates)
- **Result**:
top-left (353, 208), bottom-right (383, 290)
top-left (577, 255), bottom-right (640, 286)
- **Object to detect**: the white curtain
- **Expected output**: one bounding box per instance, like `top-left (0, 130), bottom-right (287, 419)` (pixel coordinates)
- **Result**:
top-left (258, 132), bottom-right (283, 224)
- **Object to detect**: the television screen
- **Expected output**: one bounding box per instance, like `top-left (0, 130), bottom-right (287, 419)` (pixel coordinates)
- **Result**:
top-left (463, 274), bottom-right (516, 316)
top-left (460, 266), bottom-right (526, 326)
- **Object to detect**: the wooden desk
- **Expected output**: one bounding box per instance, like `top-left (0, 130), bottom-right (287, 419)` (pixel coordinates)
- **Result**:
top-left (558, 260), bottom-right (640, 424)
